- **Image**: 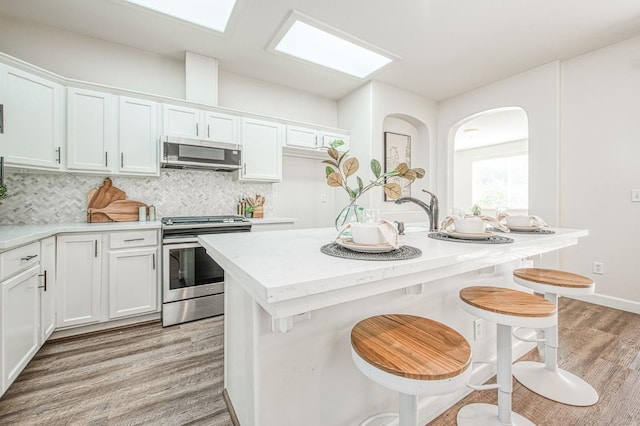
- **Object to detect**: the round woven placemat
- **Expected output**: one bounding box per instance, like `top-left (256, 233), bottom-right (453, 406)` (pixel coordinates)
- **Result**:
top-left (428, 232), bottom-right (514, 244)
top-left (506, 228), bottom-right (555, 235)
top-left (320, 243), bottom-right (422, 261)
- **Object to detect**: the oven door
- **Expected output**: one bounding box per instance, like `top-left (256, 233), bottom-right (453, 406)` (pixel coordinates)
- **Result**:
top-left (162, 241), bottom-right (224, 303)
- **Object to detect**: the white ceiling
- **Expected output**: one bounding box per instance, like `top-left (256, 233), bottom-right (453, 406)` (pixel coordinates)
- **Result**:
top-left (455, 108), bottom-right (529, 150)
top-left (1, 0), bottom-right (640, 102)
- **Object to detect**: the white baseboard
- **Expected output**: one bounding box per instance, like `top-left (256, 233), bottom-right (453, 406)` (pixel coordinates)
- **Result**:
top-left (568, 293), bottom-right (640, 314)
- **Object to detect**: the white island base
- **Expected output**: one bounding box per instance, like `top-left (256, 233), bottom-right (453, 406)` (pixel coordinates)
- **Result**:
top-left (200, 227), bottom-right (587, 426)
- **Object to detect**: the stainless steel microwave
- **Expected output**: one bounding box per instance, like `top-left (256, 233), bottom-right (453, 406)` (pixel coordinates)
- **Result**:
top-left (161, 136), bottom-right (242, 171)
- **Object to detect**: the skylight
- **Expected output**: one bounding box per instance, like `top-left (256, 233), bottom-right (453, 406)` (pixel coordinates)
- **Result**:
top-left (271, 14), bottom-right (395, 79)
top-left (124, 0), bottom-right (236, 33)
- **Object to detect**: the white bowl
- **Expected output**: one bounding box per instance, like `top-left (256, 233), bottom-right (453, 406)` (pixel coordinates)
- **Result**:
top-left (453, 218), bottom-right (485, 234)
top-left (350, 223), bottom-right (386, 245)
top-left (506, 215), bottom-right (533, 227)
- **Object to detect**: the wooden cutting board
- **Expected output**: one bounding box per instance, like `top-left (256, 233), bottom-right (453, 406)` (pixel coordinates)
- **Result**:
top-left (88, 200), bottom-right (147, 223)
top-left (88, 177), bottom-right (126, 209)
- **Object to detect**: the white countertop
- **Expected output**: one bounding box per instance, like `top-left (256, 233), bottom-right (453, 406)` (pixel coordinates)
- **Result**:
top-left (199, 227), bottom-right (588, 319)
top-left (0, 221), bottom-right (162, 250)
top-left (248, 217), bottom-right (297, 225)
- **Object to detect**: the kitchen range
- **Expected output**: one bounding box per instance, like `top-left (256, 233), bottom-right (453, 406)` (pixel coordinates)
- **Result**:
top-left (161, 215), bottom-right (251, 327)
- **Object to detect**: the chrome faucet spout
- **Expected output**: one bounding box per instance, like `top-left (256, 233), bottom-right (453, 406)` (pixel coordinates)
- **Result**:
top-left (422, 190), bottom-right (439, 232)
top-left (394, 194), bottom-right (439, 232)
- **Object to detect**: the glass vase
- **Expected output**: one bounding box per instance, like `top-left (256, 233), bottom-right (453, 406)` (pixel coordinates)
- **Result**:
top-left (335, 199), bottom-right (364, 231)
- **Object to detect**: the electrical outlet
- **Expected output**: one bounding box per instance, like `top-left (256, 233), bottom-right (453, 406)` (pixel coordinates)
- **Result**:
top-left (632, 189), bottom-right (640, 203)
top-left (593, 261), bottom-right (604, 275)
top-left (473, 318), bottom-right (482, 340)
top-left (320, 193), bottom-right (327, 203)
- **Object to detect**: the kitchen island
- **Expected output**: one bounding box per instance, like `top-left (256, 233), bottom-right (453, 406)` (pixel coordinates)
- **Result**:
top-left (199, 227), bottom-right (588, 426)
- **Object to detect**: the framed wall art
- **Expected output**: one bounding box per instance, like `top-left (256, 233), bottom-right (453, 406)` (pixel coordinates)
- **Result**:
top-left (384, 132), bottom-right (412, 200)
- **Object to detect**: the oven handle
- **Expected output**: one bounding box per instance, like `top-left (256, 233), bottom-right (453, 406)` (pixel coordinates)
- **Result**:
top-left (162, 240), bottom-right (202, 248)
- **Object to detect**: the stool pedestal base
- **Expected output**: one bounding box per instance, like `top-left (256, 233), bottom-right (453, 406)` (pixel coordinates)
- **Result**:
top-left (513, 361), bottom-right (598, 406)
top-left (457, 403), bottom-right (534, 426)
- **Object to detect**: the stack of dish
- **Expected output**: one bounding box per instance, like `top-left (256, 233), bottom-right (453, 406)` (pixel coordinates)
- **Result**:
top-left (503, 215), bottom-right (547, 232)
top-left (443, 217), bottom-right (494, 240)
top-left (335, 220), bottom-right (401, 253)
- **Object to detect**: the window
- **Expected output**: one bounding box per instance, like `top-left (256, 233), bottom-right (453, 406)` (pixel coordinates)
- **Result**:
top-left (472, 154), bottom-right (528, 210)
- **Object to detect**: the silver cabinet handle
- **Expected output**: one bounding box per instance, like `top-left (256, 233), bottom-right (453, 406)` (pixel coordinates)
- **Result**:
top-left (94, 240), bottom-right (98, 257)
top-left (21, 254), bottom-right (38, 262)
top-left (124, 238), bottom-right (145, 243)
top-left (56, 147), bottom-right (61, 163)
top-left (120, 152), bottom-right (124, 168)
top-left (105, 151), bottom-right (108, 167)
top-left (207, 124), bottom-right (210, 139)
top-left (243, 163), bottom-right (247, 174)
top-left (38, 270), bottom-right (47, 291)
top-left (0, 104), bottom-right (4, 134)
top-left (196, 122), bottom-right (199, 136)
top-left (152, 253), bottom-right (156, 270)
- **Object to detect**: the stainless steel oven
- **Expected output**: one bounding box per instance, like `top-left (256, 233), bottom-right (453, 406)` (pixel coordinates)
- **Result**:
top-left (161, 215), bottom-right (251, 327)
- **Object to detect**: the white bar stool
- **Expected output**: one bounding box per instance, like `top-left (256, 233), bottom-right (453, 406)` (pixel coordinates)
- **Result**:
top-left (351, 314), bottom-right (472, 426)
top-left (512, 268), bottom-right (599, 406)
top-left (457, 286), bottom-right (557, 426)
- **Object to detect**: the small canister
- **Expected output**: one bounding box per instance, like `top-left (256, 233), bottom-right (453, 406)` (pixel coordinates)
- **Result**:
top-left (148, 205), bottom-right (156, 221)
top-left (138, 206), bottom-right (147, 222)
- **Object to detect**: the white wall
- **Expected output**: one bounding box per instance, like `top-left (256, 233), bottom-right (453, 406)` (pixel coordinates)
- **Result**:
top-left (559, 36), bottom-right (640, 311)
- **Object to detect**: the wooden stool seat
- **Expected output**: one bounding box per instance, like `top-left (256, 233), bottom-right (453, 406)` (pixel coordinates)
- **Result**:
top-left (351, 314), bottom-right (471, 381)
top-left (514, 268), bottom-right (593, 289)
top-left (459, 286), bottom-right (556, 319)
top-left (351, 314), bottom-right (472, 426)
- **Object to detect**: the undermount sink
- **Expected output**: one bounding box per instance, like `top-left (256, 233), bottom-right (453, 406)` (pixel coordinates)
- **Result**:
top-left (402, 226), bottom-right (430, 234)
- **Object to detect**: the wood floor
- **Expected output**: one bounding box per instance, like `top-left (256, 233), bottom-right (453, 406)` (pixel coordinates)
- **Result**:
top-left (0, 298), bottom-right (638, 425)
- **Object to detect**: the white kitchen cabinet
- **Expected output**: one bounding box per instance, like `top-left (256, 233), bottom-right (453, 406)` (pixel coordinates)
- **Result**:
top-left (56, 234), bottom-right (102, 328)
top-left (118, 96), bottom-right (159, 175)
top-left (0, 64), bottom-right (63, 169)
top-left (163, 103), bottom-right (239, 144)
top-left (39, 236), bottom-right (56, 343)
top-left (238, 118), bottom-right (284, 182)
top-left (108, 247), bottom-right (157, 319)
top-left (319, 131), bottom-right (350, 151)
top-left (66, 87), bottom-right (114, 172)
top-left (163, 104), bottom-right (201, 139)
top-left (1, 265), bottom-right (40, 394)
top-left (286, 125), bottom-right (319, 148)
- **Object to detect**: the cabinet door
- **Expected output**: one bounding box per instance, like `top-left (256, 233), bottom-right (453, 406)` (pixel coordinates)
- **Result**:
top-left (0, 65), bottom-right (63, 169)
top-left (119, 97), bottom-right (159, 175)
top-left (163, 104), bottom-right (201, 138)
top-left (39, 236), bottom-right (56, 343)
top-left (56, 234), bottom-right (102, 328)
top-left (203, 111), bottom-right (238, 144)
top-left (108, 247), bottom-right (157, 319)
top-left (286, 125), bottom-right (318, 148)
top-left (66, 88), bottom-right (114, 172)
top-left (240, 118), bottom-right (284, 181)
top-left (1, 265), bottom-right (39, 392)
top-left (320, 131), bottom-right (350, 151)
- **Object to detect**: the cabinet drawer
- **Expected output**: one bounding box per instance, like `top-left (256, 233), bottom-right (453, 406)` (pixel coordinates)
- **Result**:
top-left (110, 230), bottom-right (158, 249)
top-left (0, 242), bottom-right (40, 281)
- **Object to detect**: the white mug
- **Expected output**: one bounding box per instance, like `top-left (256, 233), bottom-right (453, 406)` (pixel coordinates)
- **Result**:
top-left (453, 217), bottom-right (485, 234)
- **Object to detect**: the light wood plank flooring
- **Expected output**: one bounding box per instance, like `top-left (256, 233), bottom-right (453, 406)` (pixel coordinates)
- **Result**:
top-left (0, 298), bottom-right (638, 425)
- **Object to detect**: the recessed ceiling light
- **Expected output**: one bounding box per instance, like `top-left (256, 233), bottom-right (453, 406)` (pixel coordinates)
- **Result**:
top-left (124, 0), bottom-right (236, 33)
top-left (269, 11), bottom-right (397, 79)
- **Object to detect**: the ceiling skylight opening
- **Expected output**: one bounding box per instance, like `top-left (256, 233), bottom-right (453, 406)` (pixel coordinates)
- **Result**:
top-left (124, 0), bottom-right (237, 33)
top-left (269, 12), bottom-right (397, 79)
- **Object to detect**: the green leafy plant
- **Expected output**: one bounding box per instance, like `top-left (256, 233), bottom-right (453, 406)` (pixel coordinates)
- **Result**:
top-left (323, 140), bottom-right (425, 200)
top-left (0, 183), bottom-right (8, 202)
top-left (472, 204), bottom-right (482, 216)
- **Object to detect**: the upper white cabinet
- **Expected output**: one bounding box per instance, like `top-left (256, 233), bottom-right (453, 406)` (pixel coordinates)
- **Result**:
top-left (238, 118), bottom-right (284, 182)
top-left (66, 88), bottom-right (114, 172)
top-left (66, 88), bottom-right (159, 176)
top-left (163, 104), bottom-right (239, 144)
top-left (0, 64), bottom-right (63, 169)
top-left (285, 125), bottom-right (350, 151)
top-left (119, 96), bottom-right (159, 175)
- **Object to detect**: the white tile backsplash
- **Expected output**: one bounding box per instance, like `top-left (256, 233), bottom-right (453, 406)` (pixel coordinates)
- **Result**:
top-left (0, 169), bottom-right (274, 225)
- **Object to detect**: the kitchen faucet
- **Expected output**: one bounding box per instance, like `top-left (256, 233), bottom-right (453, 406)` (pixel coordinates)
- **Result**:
top-left (394, 189), bottom-right (440, 231)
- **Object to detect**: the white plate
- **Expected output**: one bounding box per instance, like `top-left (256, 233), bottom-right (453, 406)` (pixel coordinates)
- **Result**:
top-left (335, 237), bottom-right (397, 253)
top-left (445, 230), bottom-right (494, 240)
top-left (508, 225), bottom-right (544, 232)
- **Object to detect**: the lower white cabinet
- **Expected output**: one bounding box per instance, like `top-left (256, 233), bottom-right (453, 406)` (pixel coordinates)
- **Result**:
top-left (108, 247), bottom-right (157, 319)
top-left (1, 265), bottom-right (40, 394)
top-left (39, 236), bottom-right (56, 343)
top-left (56, 234), bottom-right (102, 328)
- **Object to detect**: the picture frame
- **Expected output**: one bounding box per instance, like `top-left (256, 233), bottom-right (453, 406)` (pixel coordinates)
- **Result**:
top-left (384, 132), bottom-right (412, 200)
